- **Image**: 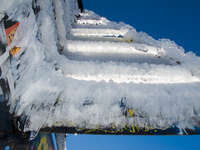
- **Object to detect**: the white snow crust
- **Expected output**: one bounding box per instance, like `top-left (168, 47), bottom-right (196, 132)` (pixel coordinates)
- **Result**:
top-left (1, 0), bottom-right (200, 132)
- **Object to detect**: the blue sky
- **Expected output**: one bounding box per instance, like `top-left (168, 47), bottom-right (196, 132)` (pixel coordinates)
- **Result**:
top-left (83, 0), bottom-right (200, 55)
top-left (68, 0), bottom-right (200, 150)
top-left (68, 135), bottom-right (200, 150)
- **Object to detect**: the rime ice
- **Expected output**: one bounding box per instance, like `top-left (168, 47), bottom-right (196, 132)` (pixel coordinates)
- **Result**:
top-left (0, 0), bottom-right (200, 132)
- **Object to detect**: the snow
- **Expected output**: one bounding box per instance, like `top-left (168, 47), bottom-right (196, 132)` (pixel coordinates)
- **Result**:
top-left (0, 51), bottom-right (9, 67)
top-left (1, 0), bottom-right (200, 133)
top-left (70, 28), bottom-right (129, 37)
top-left (65, 40), bottom-right (162, 57)
top-left (0, 0), bottom-right (32, 17)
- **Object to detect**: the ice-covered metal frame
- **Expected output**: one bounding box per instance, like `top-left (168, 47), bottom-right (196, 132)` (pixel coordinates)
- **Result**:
top-left (42, 126), bottom-right (200, 135)
top-left (0, 0), bottom-right (200, 137)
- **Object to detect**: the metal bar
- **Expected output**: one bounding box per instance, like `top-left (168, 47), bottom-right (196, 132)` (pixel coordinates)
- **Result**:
top-left (41, 126), bottom-right (200, 135)
top-left (77, 0), bottom-right (84, 12)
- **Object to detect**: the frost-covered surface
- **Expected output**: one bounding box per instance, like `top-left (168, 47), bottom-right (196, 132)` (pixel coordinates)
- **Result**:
top-left (1, 0), bottom-right (200, 132)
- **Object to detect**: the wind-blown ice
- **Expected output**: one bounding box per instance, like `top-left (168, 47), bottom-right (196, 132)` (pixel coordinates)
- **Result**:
top-left (1, 0), bottom-right (200, 133)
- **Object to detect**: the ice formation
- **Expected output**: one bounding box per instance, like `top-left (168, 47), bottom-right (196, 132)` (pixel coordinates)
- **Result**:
top-left (0, 0), bottom-right (200, 133)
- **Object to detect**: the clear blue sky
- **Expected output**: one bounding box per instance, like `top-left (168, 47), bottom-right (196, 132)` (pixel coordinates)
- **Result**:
top-left (68, 0), bottom-right (200, 150)
top-left (83, 0), bottom-right (200, 55)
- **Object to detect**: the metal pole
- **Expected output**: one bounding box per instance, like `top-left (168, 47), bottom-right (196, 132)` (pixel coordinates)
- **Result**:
top-left (77, 0), bottom-right (84, 12)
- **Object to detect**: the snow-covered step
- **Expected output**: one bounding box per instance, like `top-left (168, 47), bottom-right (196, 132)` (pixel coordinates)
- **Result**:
top-left (69, 34), bottom-right (133, 43)
top-left (64, 40), bottom-right (177, 64)
top-left (73, 23), bottom-right (121, 30)
top-left (65, 72), bottom-right (200, 84)
top-left (63, 59), bottom-right (200, 84)
top-left (70, 28), bottom-right (129, 38)
top-left (78, 11), bottom-right (102, 20)
top-left (74, 15), bottom-right (123, 30)
top-left (65, 40), bottom-right (162, 56)
top-left (70, 36), bottom-right (132, 43)
top-left (76, 18), bottom-right (109, 25)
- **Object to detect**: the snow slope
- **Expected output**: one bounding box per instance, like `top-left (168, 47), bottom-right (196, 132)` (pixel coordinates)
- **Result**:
top-left (0, 0), bottom-right (200, 133)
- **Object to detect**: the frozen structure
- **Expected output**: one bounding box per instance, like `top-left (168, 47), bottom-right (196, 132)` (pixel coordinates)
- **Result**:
top-left (0, 0), bottom-right (200, 136)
